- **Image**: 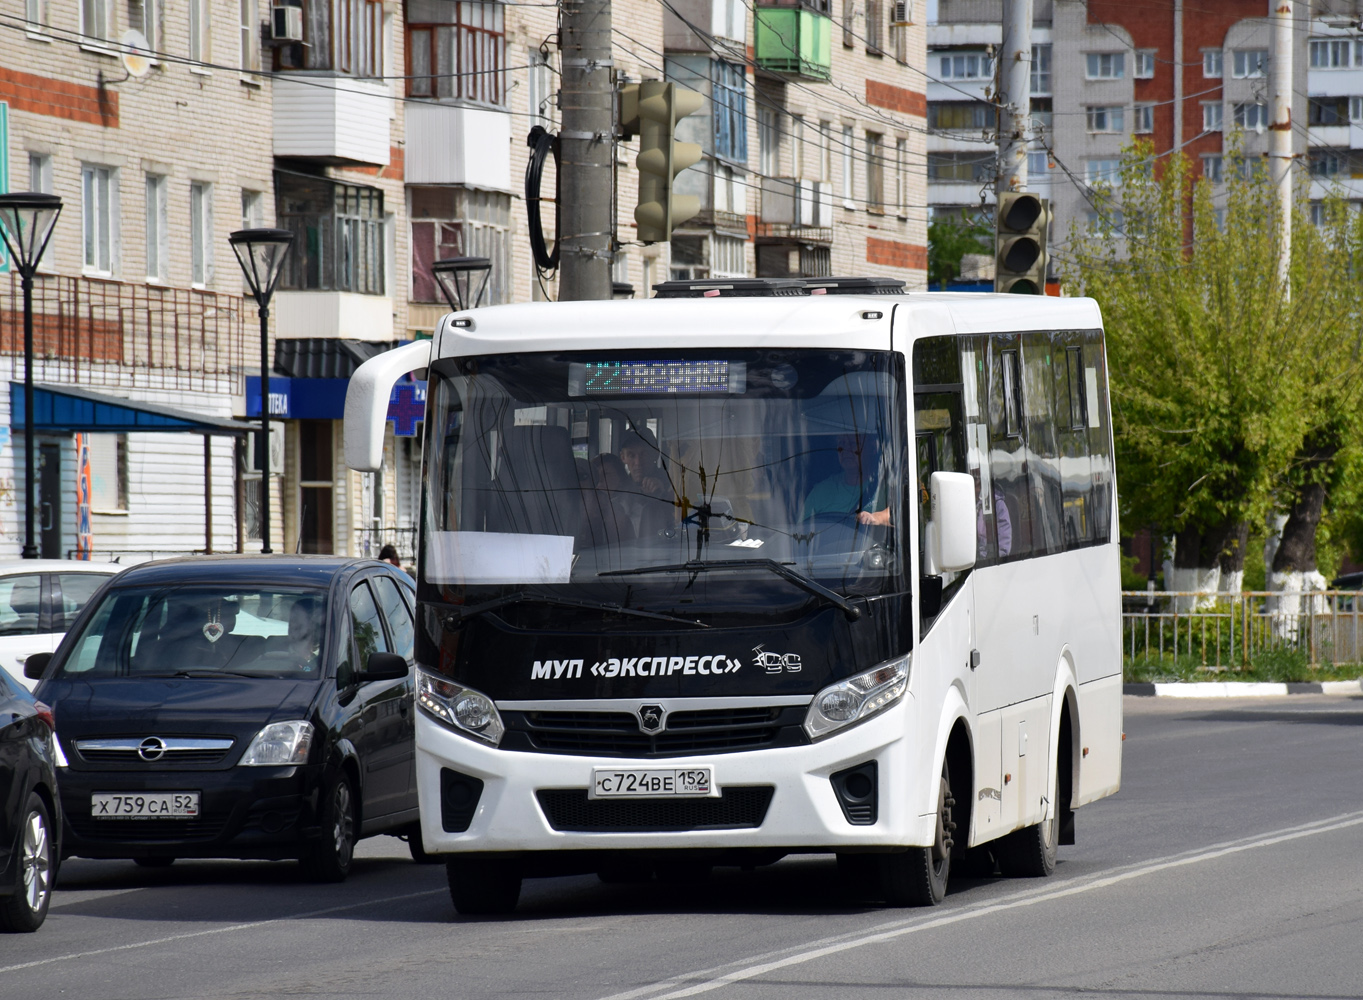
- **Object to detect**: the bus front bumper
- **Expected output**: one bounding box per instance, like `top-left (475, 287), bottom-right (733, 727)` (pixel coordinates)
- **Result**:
top-left (415, 694), bottom-right (937, 856)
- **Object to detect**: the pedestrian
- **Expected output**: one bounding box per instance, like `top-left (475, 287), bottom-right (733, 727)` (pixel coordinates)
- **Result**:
top-left (377, 544), bottom-right (412, 580)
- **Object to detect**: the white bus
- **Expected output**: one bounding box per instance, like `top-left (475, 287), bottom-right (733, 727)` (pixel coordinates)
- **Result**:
top-left (343, 284), bottom-right (1123, 915)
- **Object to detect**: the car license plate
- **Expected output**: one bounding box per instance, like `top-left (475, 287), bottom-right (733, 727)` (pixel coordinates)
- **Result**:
top-left (91, 792), bottom-right (200, 819)
top-left (590, 768), bottom-right (714, 799)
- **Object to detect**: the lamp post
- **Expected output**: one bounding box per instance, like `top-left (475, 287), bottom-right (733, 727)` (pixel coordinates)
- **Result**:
top-left (229, 227), bottom-right (294, 555)
top-left (0, 193), bottom-right (63, 560)
top-left (431, 256), bottom-right (492, 311)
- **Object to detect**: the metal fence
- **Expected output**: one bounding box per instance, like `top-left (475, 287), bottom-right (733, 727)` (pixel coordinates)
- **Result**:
top-left (1, 272), bottom-right (250, 392)
top-left (1122, 591), bottom-right (1363, 668)
top-left (354, 527), bottom-right (418, 564)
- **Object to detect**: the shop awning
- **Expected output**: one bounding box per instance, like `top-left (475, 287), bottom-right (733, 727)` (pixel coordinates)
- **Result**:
top-left (10, 383), bottom-right (253, 435)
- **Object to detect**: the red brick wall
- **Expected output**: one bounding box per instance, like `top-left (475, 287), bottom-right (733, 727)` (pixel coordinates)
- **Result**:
top-left (0, 66), bottom-right (118, 128)
top-left (866, 236), bottom-right (927, 270)
top-left (866, 81), bottom-right (926, 118)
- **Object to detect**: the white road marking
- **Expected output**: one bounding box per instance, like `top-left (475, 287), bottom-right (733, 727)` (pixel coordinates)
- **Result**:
top-left (0, 888), bottom-right (444, 974)
top-left (599, 809), bottom-right (1363, 1000)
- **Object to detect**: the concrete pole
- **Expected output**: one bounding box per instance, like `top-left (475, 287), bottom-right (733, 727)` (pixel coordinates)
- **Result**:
top-left (995, 0), bottom-right (1033, 195)
top-left (558, 0), bottom-right (615, 301)
top-left (1269, 0), bottom-right (1293, 291)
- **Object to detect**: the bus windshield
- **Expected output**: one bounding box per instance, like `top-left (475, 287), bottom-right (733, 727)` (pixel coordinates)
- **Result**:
top-left (424, 349), bottom-right (907, 612)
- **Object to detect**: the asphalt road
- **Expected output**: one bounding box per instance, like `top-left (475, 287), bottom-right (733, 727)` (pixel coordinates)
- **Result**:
top-left (4, 695), bottom-right (1363, 1000)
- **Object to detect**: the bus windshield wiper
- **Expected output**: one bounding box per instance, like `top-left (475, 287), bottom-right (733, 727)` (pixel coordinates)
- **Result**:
top-left (445, 591), bottom-right (710, 629)
top-left (601, 559), bottom-right (862, 622)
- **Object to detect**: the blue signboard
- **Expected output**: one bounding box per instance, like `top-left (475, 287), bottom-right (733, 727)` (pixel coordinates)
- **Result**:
top-left (245, 377), bottom-right (426, 436)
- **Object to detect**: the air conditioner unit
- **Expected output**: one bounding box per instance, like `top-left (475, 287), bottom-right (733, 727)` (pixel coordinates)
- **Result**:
top-left (891, 0), bottom-right (914, 26)
top-left (246, 424), bottom-right (286, 475)
top-left (272, 5), bottom-right (303, 42)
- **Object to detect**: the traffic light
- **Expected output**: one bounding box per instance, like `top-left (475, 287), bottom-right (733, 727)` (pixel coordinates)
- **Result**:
top-left (632, 80), bottom-right (704, 243)
top-left (995, 192), bottom-right (1049, 294)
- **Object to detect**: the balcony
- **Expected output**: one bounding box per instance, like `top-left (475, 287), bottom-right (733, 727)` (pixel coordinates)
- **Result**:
top-left (274, 291), bottom-right (393, 342)
top-left (273, 75), bottom-right (391, 166)
top-left (757, 177), bottom-right (833, 242)
top-left (755, 3), bottom-right (832, 82)
top-left (0, 273), bottom-right (248, 392)
top-left (405, 103), bottom-right (512, 190)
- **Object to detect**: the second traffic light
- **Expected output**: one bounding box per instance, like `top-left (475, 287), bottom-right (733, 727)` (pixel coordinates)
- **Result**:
top-left (628, 80), bottom-right (704, 243)
top-left (994, 193), bottom-right (1050, 294)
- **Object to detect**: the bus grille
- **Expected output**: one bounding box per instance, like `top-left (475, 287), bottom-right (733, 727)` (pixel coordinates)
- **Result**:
top-left (535, 786), bottom-right (775, 832)
top-left (501, 706), bottom-right (808, 757)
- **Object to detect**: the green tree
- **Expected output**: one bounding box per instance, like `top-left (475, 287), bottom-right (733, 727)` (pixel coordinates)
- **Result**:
top-left (927, 216), bottom-right (991, 289)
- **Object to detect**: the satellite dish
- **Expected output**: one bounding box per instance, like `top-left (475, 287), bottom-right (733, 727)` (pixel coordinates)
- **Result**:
top-left (120, 29), bottom-right (152, 79)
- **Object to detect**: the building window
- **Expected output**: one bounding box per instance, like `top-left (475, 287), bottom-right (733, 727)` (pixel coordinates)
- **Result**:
top-left (842, 0), bottom-right (854, 48)
top-left (1086, 159), bottom-right (1121, 187)
top-left (1202, 48), bottom-right (1223, 78)
top-left (410, 187), bottom-right (510, 304)
top-left (138, 0), bottom-right (163, 52)
top-left (299, 421), bottom-right (335, 555)
top-left (866, 132), bottom-right (884, 213)
top-left (188, 0), bottom-right (209, 63)
top-left (277, 174), bottom-right (385, 295)
top-left (1310, 39), bottom-right (1350, 69)
top-left (80, 0), bottom-right (111, 42)
top-left (190, 182), bottom-right (213, 287)
top-left (819, 121), bottom-right (832, 182)
top-left (1085, 52), bottom-right (1124, 80)
top-left (895, 137), bottom-right (907, 215)
top-left (1233, 102), bottom-right (1268, 132)
top-left (1031, 44), bottom-right (1052, 95)
top-left (711, 235), bottom-right (745, 278)
top-left (145, 174), bottom-right (168, 283)
top-left (89, 434), bottom-right (129, 512)
top-left (1027, 149), bottom-right (1050, 176)
top-left (24, 0), bottom-right (49, 30)
top-left (241, 188), bottom-right (264, 229)
top-left (1202, 102), bottom-right (1223, 132)
top-left (1086, 106), bottom-right (1124, 133)
top-left (713, 61), bottom-right (747, 163)
top-left (28, 153), bottom-right (52, 193)
top-left (1133, 104), bottom-right (1154, 134)
top-left (841, 124), bottom-right (854, 200)
top-left (528, 48), bottom-right (554, 127)
top-left (711, 0), bottom-right (745, 43)
top-left (929, 101), bottom-right (992, 130)
top-left (1202, 154), bottom-right (1223, 182)
top-left (81, 164), bottom-right (116, 275)
top-left (865, 0), bottom-right (884, 56)
top-left (1309, 97), bottom-right (1349, 126)
top-left (927, 152), bottom-right (993, 183)
top-left (758, 105), bottom-right (780, 175)
top-left (240, 0), bottom-right (261, 71)
top-left (1232, 48), bottom-right (1266, 79)
top-left (938, 50), bottom-right (992, 79)
top-left (791, 115), bottom-right (805, 179)
top-left (713, 163), bottom-right (745, 217)
top-left (408, 0), bottom-right (504, 103)
top-left (1135, 49), bottom-right (1155, 79)
top-left (1310, 150), bottom-right (1346, 178)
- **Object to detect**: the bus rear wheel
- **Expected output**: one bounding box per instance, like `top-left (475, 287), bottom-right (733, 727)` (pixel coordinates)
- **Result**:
top-left (997, 758), bottom-right (1059, 878)
top-left (447, 856), bottom-right (522, 916)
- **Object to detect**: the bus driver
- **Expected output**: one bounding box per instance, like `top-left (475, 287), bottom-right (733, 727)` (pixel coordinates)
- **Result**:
top-left (802, 433), bottom-right (891, 527)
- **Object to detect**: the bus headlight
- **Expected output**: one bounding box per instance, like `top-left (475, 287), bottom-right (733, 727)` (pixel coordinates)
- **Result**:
top-left (418, 670), bottom-right (504, 746)
top-left (803, 655), bottom-right (910, 741)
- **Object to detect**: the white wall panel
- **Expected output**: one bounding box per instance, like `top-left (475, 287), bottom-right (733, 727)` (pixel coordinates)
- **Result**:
top-left (273, 77), bottom-right (391, 166)
top-left (405, 104), bottom-right (512, 191)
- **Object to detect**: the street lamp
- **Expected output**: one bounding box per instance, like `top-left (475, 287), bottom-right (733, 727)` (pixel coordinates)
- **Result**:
top-left (0, 193), bottom-right (63, 560)
top-left (431, 256), bottom-right (492, 311)
top-left (229, 227), bottom-right (294, 555)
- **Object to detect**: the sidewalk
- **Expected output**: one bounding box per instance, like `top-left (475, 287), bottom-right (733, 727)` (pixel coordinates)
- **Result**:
top-left (1124, 680), bottom-right (1363, 697)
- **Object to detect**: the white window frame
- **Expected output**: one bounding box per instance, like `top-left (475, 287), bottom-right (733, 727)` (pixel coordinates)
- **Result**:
top-left (81, 163), bottom-right (118, 276)
top-left (241, 188), bottom-right (264, 229)
top-left (1202, 48), bottom-right (1223, 79)
top-left (710, 234), bottom-right (746, 279)
top-left (1202, 101), bottom-right (1223, 133)
top-left (1135, 49), bottom-right (1155, 79)
top-left (1086, 159), bottom-right (1121, 187)
top-left (711, 0), bottom-right (745, 45)
top-left (1027, 149), bottom-right (1050, 177)
top-left (1084, 52), bottom-right (1124, 80)
top-left (190, 181), bottom-right (214, 287)
top-left (1086, 105), bottom-right (1124, 133)
top-left (758, 105), bottom-right (779, 176)
top-left (140, 0), bottom-right (163, 52)
top-left (895, 136), bottom-right (907, 216)
top-left (1031, 43), bottom-right (1052, 95)
top-left (1234, 102), bottom-right (1269, 132)
top-left (791, 114), bottom-right (805, 180)
top-left (80, 0), bottom-right (112, 42)
top-left (1310, 39), bottom-right (1350, 70)
top-left (1201, 154), bottom-right (1223, 183)
top-left (938, 51), bottom-right (992, 80)
top-left (841, 124), bottom-right (855, 203)
top-left (28, 153), bottom-right (53, 194)
top-left (189, 0), bottom-right (211, 66)
top-left (1232, 49), bottom-right (1267, 79)
top-left (145, 173), bottom-right (169, 283)
top-left (24, 0), bottom-right (50, 32)
top-left (1133, 104), bottom-right (1153, 134)
top-left (240, 0), bottom-right (261, 72)
top-left (1351, 96), bottom-right (1363, 124)
top-left (819, 121), bottom-right (833, 183)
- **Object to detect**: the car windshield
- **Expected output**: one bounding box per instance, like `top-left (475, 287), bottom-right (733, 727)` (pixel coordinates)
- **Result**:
top-left (54, 585), bottom-right (329, 680)
top-left (424, 349), bottom-right (908, 612)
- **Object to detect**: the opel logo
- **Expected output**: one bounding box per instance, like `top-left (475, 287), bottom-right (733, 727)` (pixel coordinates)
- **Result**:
top-left (137, 737), bottom-right (167, 762)
top-left (637, 705), bottom-right (665, 734)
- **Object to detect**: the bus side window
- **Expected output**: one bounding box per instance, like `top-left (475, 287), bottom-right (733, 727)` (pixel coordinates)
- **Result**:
top-left (961, 337), bottom-right (996, 566)
top-left (1083, 330), bottom-right (1114, 544)
top-left (987, 337), bottom-right (1032, 560)
top-left (1056, 336), bottom-right (1094, 548)
top-left (1023, 333), bottom-right (1064, 556)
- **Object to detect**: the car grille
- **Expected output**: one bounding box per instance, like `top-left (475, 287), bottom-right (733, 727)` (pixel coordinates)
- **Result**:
top-left (73, 738), bottom-right (235, 767)
top-left (501, 706), bottom-right (809, 758)
top-left (535, 786), bottom-right (775, 832)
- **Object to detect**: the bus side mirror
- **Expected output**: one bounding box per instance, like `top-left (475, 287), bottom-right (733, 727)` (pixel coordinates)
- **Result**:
top-left (930, 471), bottom-right (977, 574)
top-left (343, 339), bottom-right (433, 472)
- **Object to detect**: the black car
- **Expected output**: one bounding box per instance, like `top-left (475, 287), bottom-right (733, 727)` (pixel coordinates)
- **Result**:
top-left (0, 665), bottom-right (60, 932)
top-left (28, 556), bottom-right (418, 881)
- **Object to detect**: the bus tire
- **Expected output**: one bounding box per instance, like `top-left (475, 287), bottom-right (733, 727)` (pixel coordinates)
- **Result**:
top-left (447, 856), bottom-right (521, 916)
top-left (997, 762), bottom-right (1059, 878)
top-left (879, 761), bottom-right (955, 907)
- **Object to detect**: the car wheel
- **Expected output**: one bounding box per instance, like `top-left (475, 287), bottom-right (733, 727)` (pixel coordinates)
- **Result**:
top-left (134, 857), bottom-right (175, 869)
top-left (0, 794), bottom-right (54, 933)
top-left (405, 824), bottom-right (440, 865)
top-left (447, 856), bottom-right (521, 916)
top-left (301, 771), bottom-right (357, 883)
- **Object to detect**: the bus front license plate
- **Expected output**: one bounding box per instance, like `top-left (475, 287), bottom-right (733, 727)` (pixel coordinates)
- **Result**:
top-left (590, 768), bottom-right (714, 799)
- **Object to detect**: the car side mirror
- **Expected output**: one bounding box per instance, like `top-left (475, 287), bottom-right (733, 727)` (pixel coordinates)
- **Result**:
top-left (24, 652), bottom-right (52, 681)
top-left (358, 651), bottom-right (409, 683)
top-left (929, 471), bottom-right (978, 573)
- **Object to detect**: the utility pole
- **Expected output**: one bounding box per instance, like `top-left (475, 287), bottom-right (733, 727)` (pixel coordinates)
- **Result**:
top-left (1269, 0), bottom-right (1294, 292)
top-left (995, 0), bottom-right (1033, 196)
top-left (558, 0), bottom-right (615, 300)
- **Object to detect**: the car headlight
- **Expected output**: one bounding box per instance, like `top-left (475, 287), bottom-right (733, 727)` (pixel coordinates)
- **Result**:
top-left (803, 655), bottom-right (910, 741)
top-left (239, 721), bottom-right (314, 766)
top-left (417, 670), bottom-right (504, 746)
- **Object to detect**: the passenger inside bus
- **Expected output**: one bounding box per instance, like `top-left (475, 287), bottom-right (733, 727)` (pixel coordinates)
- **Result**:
top-left (803, 433), bottom-right (891, 526)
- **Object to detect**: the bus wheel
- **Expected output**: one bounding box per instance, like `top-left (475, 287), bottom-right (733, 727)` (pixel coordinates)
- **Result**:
top-left (447, 856), bottom-right (521, 916)
top-left (998, 760), bottom-right (1059, 878)
top-left (879, 761), bottom-right (955, 907)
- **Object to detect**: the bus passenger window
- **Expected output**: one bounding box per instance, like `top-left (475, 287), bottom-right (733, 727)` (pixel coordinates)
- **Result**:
top-left (1023, 334), bottom-right (1063, 557)
top-left (961, 339), bottom-right (998, 565)
top-left (1084, 332), bottom-right (1114, 545)
top-left (987, 337), bottom-right (1032, 560)
top-left (1056, 337), bottom-right (1094, 548)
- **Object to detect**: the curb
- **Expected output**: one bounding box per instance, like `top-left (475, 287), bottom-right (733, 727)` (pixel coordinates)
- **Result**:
top-left (1124, 680), bottom-right (1363, 698)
